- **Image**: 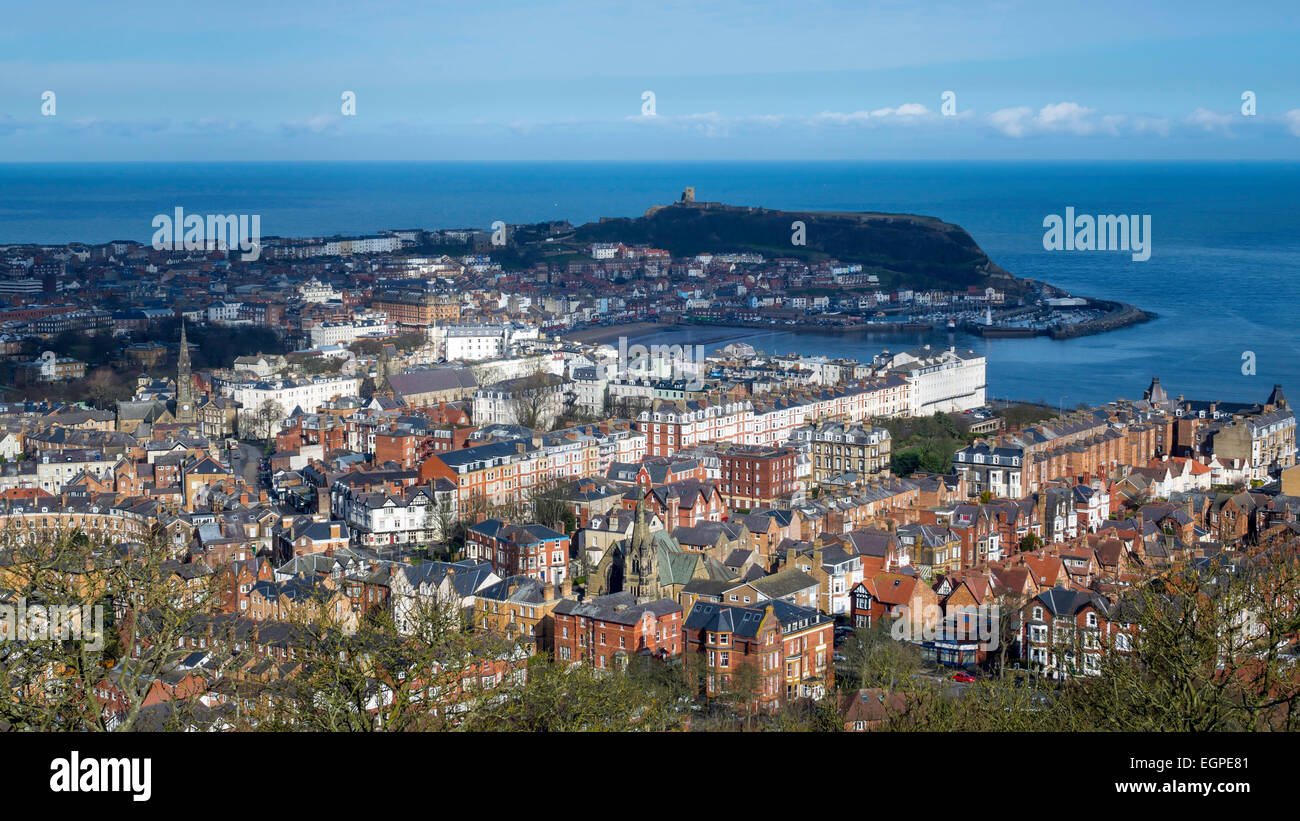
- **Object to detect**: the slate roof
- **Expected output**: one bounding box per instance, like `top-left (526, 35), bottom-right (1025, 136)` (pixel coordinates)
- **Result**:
top-left (684, 601), bottom-right (769, 637)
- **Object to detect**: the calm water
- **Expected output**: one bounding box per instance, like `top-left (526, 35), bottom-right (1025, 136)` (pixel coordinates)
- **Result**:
top-left (1, 161), bottom-right (1297, 404)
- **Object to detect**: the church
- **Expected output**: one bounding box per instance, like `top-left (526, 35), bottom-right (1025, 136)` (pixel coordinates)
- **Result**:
top-left (589, 487), bottom-right (730, 603)
top-left (117, 323), bottom-right (236, 438)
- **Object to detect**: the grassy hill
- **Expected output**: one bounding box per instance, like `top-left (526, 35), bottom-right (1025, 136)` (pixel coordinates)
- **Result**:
top-left (567, 201), bottom-right (1017, 292)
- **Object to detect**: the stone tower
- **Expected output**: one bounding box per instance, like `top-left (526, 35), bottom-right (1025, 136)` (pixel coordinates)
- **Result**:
top-left (1143, 377), bottom-right (1167, 405)
top-left (625, 488), bottom-right (661, 603)
top-left (681, 187), bottom-right (695, 203)
top-left (1265, 384), bottom-right (1288, 411)
top-left (175, 321), bottom-right (197, 424)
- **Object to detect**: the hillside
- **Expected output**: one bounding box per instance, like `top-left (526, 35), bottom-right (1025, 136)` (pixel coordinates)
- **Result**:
top-left (563, 200), bottom-right (1019, 292)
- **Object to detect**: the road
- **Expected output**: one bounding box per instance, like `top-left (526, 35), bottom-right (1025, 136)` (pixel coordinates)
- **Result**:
top-left (227, 441), bottom-right (265, 487)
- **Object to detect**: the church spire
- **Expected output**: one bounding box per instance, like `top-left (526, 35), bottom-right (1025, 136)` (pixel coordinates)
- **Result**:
top-left (626, 486), bottom-right (660, 603)
top-left (178, 319), bottom-right (191, 372)
top-left (175, 319), bottom-right (196, 423)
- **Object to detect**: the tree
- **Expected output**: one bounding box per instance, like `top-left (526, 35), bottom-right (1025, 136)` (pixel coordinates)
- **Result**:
top-left (85, 367), bottom-right (125, 409)
top-left (990, 590), bottom-right (1027, 677)
top-left (1059, 549), bottom-right (1300, 731)
top-left (0, 528), bottom-right (227, 731)
top-left (719, 656), bottom-right (765, 729)
top-left (430, 495), bottom-right (459, 558)
top-left (526, 476), bottom-right (571, 532)
top-left (840, 623), bottom-right (922, 691)
top-left (605, 390), bottom-right (651, 421)
top-left (239, 398), bottom-right (284, 449)
top-left (242, 597), bottom-right (513, 731)
top-left (462, 654), bottom-right (682, 732)
top-left (507, 372), bottom-right (560, 431)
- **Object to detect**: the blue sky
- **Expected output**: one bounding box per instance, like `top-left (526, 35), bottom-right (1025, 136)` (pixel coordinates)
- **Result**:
top-left (3, 0), bottom-right (1300, 161)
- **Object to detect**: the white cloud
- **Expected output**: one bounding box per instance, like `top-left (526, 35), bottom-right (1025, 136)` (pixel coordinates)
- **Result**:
top-left (811, 103), bottom-right (939, 127)
top-left (1282, 109), bottom-right (1300, 137)
top-left (1036, 102), bottom-right (1098, 134)
top-left (988, 102), bottom-right (1107, 137)
top-left (279, 114), bottom-right (345, 137)
top-left (1187, 107), bottom-right (1235, 135)
top-left (987, 106), bottom-right (1033, 137)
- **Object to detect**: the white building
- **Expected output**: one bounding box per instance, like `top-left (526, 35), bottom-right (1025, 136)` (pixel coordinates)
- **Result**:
top-left (206, 300), bottom-right (246, 325)
top-left (472, 373), bottom-right (568, 428)
top-left (308, 313), bottom-right (394, 347)
top-left (334, 481), bottom-right (457, 549)
top-left (223, 375), bottom-right (362, 421)
top-left (875, 345), bottom-right (986, 415)
top-left (439, 324), bottom-right (508, 361)
top-left (298, 278), bottom-right (341, 303)
top-left (323, 235), bottom-right (403, 256)
top-left (571, 365), bottom-right (612, 415)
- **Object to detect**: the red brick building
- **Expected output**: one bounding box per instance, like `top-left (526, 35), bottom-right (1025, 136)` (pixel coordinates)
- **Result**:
top-left (682, 598), bottom-right (833, 711)
top-left (552, 593), bottom-right (682, 669)
top-left (710, 443), bottom-right (800, 509)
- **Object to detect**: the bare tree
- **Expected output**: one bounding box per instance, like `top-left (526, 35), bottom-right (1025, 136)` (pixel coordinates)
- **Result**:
top-left (509, 372), bottom-right (559, 431)
top-left (240, 594), bottom-right (515, 731)
top-left (239, 398), bottom-right (284, 450)
top-left (85, 366), bottom-right (124, 410)
top-left (0, 527), bottom-right (227, 731)
top-left (431, 494), bottom-right (459, 560)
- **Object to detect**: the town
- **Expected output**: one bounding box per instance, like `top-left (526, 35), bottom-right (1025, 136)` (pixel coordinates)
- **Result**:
top-left (1, 214), bottom-right (1297, 732)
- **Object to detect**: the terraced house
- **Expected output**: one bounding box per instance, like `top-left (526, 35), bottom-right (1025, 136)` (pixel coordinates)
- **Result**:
top-left (792, 421), bottom-right (891, 484)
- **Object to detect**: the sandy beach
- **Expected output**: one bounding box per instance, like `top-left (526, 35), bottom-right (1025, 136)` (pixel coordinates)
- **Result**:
top-left (560, 322), bottom-right (673, 345)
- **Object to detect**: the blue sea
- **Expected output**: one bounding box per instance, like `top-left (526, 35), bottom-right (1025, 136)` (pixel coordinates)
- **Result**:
top-left (1, 161), bottom-right (1297, 405)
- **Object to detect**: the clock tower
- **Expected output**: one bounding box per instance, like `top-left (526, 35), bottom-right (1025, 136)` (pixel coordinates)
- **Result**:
top-left (175, 321), bottom-right (197, 424)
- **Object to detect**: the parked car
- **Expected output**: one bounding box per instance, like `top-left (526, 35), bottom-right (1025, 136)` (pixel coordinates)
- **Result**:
top-left (953, 672), bottom-right (976, 683)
